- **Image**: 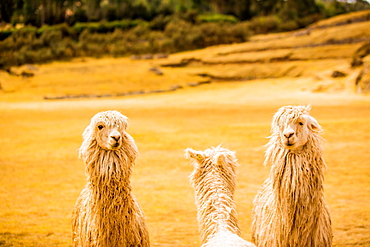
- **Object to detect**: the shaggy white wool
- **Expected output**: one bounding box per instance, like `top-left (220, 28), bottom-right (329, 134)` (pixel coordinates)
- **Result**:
top-left (186, 146), bottom-right (255, 247)
top-left (72, 110), bottom-right (150, 247)
top-left (252, 105), bottom-right (332, 247)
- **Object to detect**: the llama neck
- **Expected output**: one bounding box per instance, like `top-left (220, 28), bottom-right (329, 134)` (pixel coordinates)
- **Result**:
top-left (194, 170), bottom-right (240, 243)
top-left (268, 140), bottom-right (327, 233)
top-left (80, 136), bottom-right (138, 187)
top-left (78, 137), bottom-right (141, 246)
top-left (271, 149), bottom-right (325, 199)
top-left (84, 147), bottom-right (134, 190)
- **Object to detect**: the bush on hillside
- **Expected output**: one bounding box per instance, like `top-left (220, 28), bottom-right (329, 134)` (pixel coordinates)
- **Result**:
top-left (0, 15), bottom-right (248, 68)
top-left (0, 27), bottom-right (78, 67)
top-left (250, 15), bottom-right (281, 34)
top-left (72, 20), bottom-right (144, 35)
top-left (149, 15), bottom-right (171, 31)
top-left (197, 14), bottom-right (239, 24)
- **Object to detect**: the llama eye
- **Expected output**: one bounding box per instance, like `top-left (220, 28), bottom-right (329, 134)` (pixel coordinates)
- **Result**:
top-left (299, 122), bottom-right (304, 126)
top-left (98, 125), bottom-right (104, 130)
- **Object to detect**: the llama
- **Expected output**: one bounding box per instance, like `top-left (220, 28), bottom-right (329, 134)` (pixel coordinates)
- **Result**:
top-left (252, 105), bottom-right (332, 247)
top-left (185, 146), bottom-right (256, 247)
top-left (72, 110), bottom-right (150, 247)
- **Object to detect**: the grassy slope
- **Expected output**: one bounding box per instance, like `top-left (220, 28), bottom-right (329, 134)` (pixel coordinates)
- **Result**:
top-left (0, 10), bottom-right (370, 247)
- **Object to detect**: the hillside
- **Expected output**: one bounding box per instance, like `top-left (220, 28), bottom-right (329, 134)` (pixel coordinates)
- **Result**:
top-left (1, 10), bottom-right (369, 102)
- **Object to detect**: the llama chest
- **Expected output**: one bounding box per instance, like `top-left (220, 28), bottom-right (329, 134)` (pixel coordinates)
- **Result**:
top-left (272, 153), bottom-right (324, 202)
top-left (77, 186), bottom-right (145, 246)
top-left (269, 155), bottom-right (326, 238)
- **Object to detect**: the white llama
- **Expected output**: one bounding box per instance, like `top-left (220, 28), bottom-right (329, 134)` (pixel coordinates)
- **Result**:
top-left (252, 105), bottom-right (332, 247)
top-left (185, 146), bottom-right (256, 247)
top-left (72, 110), bottom-right (150, 247)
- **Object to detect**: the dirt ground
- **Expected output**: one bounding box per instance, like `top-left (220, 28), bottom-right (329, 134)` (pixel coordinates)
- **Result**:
top-left (0, 75), bottom-right (369, 246)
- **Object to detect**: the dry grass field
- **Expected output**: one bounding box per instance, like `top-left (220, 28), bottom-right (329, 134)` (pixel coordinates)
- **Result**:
top-left (1, 10), bottom-right (370, 247)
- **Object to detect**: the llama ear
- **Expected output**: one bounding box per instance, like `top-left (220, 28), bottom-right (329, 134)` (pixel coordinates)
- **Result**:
top-left (82, 125), bottom-right (92, 140)
top-left (123, 116), bottom-right (129, 129)
top-left (216, 151), bottom-right (237, 166)
top-left (215, 153), bottom-right (226, 164)
top-left (184, 148), bottom-right (204, 161)
top-left (305, 104), bottom-right (312, 112)
top-left (308, 116), bottom-right (322, 133)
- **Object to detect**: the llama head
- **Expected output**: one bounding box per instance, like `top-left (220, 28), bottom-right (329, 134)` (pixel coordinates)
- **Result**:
top-left (82, 110), bottom-right (130, 151)
top-left (271, 105), bottom-right (322, 150)
top-left (185, 146), bottom-right (238, 182)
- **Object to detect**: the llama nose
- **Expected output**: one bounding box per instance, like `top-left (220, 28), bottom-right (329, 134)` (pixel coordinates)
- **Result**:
top-left (110, 136), bottom-right (121, 141)
top-left (284, 132), bottom-right (294, 138)
top-left (283, 128), bottom-right (295, 138)
top-left (110, 130), bottom-right (121, 141)
top-left (111, 135), bottom-right (120, 141)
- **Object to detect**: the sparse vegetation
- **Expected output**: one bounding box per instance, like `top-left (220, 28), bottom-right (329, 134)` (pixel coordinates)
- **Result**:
top-left (0, 19), bottom-right (251, 68)
top-left (0, 1), bottom-right (369, 68)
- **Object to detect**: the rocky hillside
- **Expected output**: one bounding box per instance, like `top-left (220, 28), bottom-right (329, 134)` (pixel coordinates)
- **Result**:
top-left (1, 10), bottom-right (369, 101)
top-left (156, 10), bottom-right (370, 93)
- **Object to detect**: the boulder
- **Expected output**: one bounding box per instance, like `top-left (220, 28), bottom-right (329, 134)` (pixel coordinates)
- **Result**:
top-left (355, 58), bottom-right (370, 93)
top-left (332, 70), bottom-right (347, 78)
top-left (351, 42), bottom-right (370, 67)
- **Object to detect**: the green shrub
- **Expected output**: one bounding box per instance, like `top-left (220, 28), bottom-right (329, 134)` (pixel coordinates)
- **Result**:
top-left (105, 20), bottom-right (145, 31)
top-left (250, 15), bottom-right (281, 34)
top-left (197, 13), bottom-right (239, 24)
top-left (39, 29), bottom-right (63, 47)
top-left (109, 38), bottom-right (129, 57)
top-left (72, 20), bottom-right (145, 35)
top-left (164, 19), bottom-right (194, 50)
top-left (0, 17), bottom-right (251, 67)
top-left (149, 15), bottom-right (171, 31)
top-left (6, 28), bottom-right (37, 51)
top-left (197, 23), bottom-right (228, 47)
top-left (228, 22), bottom-right (251, 42)
top-left (163, 20), bottom-right (250, 51)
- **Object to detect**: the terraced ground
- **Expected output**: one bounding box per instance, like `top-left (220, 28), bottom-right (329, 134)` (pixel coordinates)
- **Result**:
top-left (1, 10), bottom-right (370, 102)
top-left (0, 10), bottom-right (369, 247)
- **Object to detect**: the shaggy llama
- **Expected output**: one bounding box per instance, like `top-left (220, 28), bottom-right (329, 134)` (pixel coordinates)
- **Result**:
top-left (185, 146), bottom-right (256, 247)
top-left (72, 110), bottom-right (150, 247)
top-left (252, 105), bottom-right (332, 247)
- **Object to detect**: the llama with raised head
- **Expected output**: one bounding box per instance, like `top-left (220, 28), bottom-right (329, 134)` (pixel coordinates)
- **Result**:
top-left (252, 105), bottom-right (332, 247)
top-left (72, 110), bottom-right (150, 247)
top-left (186, 146), bottom-right (255, 247)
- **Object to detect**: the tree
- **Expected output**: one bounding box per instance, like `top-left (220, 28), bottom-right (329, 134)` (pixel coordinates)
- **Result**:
top-left (233, 0), bottom-right (252, 20)
top-left (23, 0), bottom-right (38, 25)
top-left (251, 0), bottom-right (276, 16)
top-left (86, 0), bottom-right (102, 22)
top-left (287, 0), bottom-right (319, 18)
top-left (0, 0), bottom-right (14, 23)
